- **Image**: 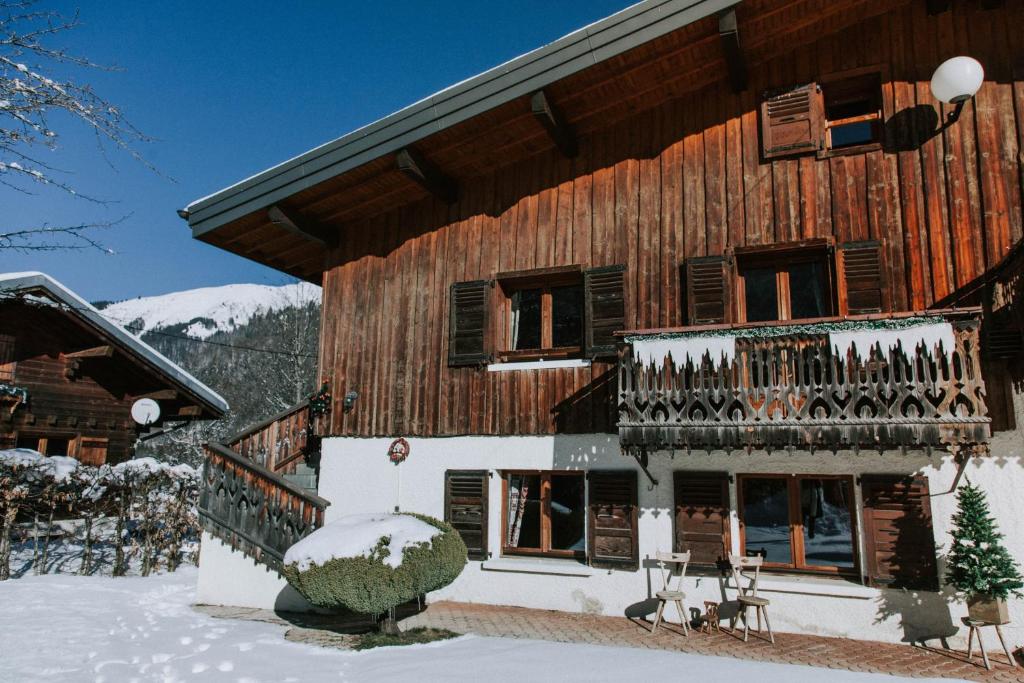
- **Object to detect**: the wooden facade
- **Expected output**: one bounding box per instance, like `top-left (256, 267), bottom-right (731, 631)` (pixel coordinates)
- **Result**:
top-left (0, 297), bottom-right (223, 464)
top-left (306, 1), bottom-right (1021, 439)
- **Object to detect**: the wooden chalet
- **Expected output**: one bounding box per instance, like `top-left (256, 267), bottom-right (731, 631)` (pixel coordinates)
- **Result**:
top-left (187, 0), bottom-right (1024, 646)
top-left (0, 272), bottom-right (228, 464)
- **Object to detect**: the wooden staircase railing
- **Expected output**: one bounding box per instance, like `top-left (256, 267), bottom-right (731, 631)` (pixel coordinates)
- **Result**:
top-left (224, 399), bottom-right (317, 475)
top-left (199, 441), bottom-right (329, 572)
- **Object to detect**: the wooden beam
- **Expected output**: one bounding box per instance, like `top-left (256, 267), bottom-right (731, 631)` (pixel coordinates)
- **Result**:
top-left (925, 0), bottom-right (950, 14)
top-left (135, 389), bottom-right (178, 401)
top-left (718, 8), bottom-right (747, 93)
top-left (65, 345), bottom-right (114, 359)
top-left (530, 90), bottom-right (578, 157)
top-left (267, 205), bottom-right (335, 246)
top-left (396, 147), bottom-right (458, 203)
top-left (173, 405), bottom-right (203, 418)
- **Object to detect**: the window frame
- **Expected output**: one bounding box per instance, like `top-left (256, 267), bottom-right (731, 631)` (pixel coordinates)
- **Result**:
top-left (501, 469), bottom-right (586, 560)
top-left (733, 241), bottom-right (836, 324)
top-left (817, 66), bottom-right (886, 158)
top-left (0, 333), bottom-right (16, 383)
top-left (496, 266), bottom-right (585, 362)
top-left (736, 473), bottom-right (860, 577)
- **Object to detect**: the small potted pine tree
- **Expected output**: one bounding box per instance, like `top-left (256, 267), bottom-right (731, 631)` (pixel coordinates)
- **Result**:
top-left (946, 482), bottom-right (1023, 624)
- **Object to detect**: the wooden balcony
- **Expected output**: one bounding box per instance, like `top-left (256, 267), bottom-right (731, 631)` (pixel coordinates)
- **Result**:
top-left (617, 312), bottom-right (990, 453)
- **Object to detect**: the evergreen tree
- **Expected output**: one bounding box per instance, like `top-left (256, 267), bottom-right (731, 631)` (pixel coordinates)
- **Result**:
top-left (945, 482), bottom-right (1023, 600)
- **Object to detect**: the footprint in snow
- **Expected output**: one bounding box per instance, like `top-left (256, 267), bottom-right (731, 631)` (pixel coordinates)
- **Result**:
top-left (217, 660), bottom-right (234, 672)
top-left (152, 653), bottom-right (172, 663)
top-left (179, 636), bottom-right (193, 645)
top-left (191, 663), bottom-right (209, 673)
top-left (236, 642), bottom-right (254, 652)
top-left (195, 643), bottom-right (211, 653)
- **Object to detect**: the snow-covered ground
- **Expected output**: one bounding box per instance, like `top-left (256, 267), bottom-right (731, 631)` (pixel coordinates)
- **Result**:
top-left (0, 569), bottom-right (966, 683)
top-left (100, 282), bottom-right (320, 339)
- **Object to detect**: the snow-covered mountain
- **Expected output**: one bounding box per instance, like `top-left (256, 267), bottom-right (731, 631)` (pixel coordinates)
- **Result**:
top-left (99, 282), bottom-right (321, 339)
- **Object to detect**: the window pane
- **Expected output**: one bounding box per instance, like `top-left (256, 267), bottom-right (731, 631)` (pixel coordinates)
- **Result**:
top-left (788, 261), bottom-right (829, 319)
top-left (743, 268), bottom-right (778, 322)
top-left (801, 479), bottom-right (855, 569)
top-left (550, 475), bottom-right (585, 551)
top-left (506, 474), bottom-right (541, 549)
top-left (45, 437), bottom-right (70, 456)
top-left (551, 285), bottom-right (583, 348)
top-left (741, 478), bottom-right (792, 564)
top-left (830, 121), bottom-right (875, 148)
top-left (510, 289), bottom-right (542, 350)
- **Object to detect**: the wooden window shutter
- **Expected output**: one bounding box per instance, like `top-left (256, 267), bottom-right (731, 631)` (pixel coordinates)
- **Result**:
top-left (761, 82), bottom-right (824, 159)
top-left (444, 470), bottom-right (488, 560)
top-left (584, 265), bottom-right (625, 358)
top-left (448, 280), bottom-right (490, 367)
top-left (75, 437), bottom-right (109, 467)
top-left (587, 470), bottom-right (638, 570)
top-left (861, 475), bottom-right (939, 590)
top-left (0, 334), bottom-right (15, 383)
top-left (838, 240), bottom-right (887, 315)
top-left (674, 471), bottom-right (730, 565)
top-left (685, 256), bottom-right (729, 325)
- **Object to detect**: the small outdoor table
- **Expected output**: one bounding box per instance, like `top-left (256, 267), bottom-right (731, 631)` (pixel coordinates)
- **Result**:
top-left (961, 616), bottom-right (1018, 670)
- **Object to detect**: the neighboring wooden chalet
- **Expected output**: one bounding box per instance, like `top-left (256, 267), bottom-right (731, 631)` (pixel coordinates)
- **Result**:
top-left (0, 272), bottom-right (228, 464)
top-left (187, 0), bottom-right (1024, 647)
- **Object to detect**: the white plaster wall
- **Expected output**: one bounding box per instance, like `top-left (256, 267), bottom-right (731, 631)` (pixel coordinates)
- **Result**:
top-left (195, 532), bottom-right (312, 612)
top-left (317, 431), bottom-right (1024, 648)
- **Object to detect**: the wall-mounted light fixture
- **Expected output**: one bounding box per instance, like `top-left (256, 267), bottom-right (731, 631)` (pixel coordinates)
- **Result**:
top-left (930, 56), bottom-right (984, 123)
top-left (343, 390), bottom-right (358, 413)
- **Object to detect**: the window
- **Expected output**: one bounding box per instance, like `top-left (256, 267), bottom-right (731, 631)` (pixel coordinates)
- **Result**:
top-left (503, 471), bottom-right (585, 558)
top-left (821, 71), bottom-right (882, 153)
top-left (736, 244), bottom-right (834, 323)
top-left (499, 267), bottom-right (585, 361)
top-left (15, 434), bottom-right (72, 456)
top-left (738, 474), bottom-right (857, 574)
top-left (0, 334), bottom-right (15, 383)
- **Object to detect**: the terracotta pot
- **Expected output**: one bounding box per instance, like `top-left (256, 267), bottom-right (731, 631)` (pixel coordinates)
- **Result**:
top-left (967, 595), bottom-right (1009, 624)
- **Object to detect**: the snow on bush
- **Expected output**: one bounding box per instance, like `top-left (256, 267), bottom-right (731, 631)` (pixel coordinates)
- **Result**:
top-left (0, 450), bottom-right (201, 580)
top-left (282, 513), bottom-right (467, 616)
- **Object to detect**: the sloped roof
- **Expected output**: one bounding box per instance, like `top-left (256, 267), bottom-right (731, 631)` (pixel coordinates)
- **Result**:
top-left (182, 0), bottom-right (737, 236)
top-left (0, 271), bottom-right (229, 415)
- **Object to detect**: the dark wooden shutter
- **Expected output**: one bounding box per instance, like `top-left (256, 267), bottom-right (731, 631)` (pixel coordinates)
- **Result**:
top-left (587, 470), bottom-right (638, 570)
top-left (861, 475), bottom-right (939, 590)
top-left (674, 471), bottom-right (730, 565)
top-left (584, 265), bottom-right (625, 358)
top-left (685, 256), bottom-right (729, 325)
top-left (448, 280), bottom-right (490, 367)
top-left (761, 82), bottom-right (824, 159)
top-left (838, 240), bottom-right (887, 315)
top-left (444, 470), bottom-right (488, 560)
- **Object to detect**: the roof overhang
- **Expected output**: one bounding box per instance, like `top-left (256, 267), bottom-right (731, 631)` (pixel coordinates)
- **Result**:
top-left (183, 0), bottom-right (738, 239)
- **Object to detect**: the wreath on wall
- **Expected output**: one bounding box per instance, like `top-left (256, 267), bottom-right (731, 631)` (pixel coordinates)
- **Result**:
top-left (309, 382), bottom-right (332, 416)
top-left (388, 437), bottom-right (410, 465)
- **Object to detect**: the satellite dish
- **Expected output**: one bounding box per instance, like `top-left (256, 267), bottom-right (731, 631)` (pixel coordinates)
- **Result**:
top-left (131, 398), bottom-right (161, 426)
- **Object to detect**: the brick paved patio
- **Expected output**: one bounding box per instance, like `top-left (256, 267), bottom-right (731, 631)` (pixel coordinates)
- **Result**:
top-left (200, 601), bottom-right (1023, 681)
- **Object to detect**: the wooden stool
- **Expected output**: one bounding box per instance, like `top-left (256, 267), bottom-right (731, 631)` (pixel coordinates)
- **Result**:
top-left (700, 601), bottom-right (721, 634)
top-left (962, 617), bottom-right (1018, 670)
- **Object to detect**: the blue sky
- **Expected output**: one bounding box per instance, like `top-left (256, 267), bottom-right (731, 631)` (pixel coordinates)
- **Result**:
top-left (2, 1), bottom-right (629, 302)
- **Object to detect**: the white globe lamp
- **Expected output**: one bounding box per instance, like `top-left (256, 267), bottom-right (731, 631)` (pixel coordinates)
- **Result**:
top-left (930, 56), bottom-right (984, 122)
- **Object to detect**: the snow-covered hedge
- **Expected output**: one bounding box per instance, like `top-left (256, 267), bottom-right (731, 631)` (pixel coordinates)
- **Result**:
top-left (282, 513), bottom-right (467, 616)
top-left (0, 450), bottom-right (200, 579)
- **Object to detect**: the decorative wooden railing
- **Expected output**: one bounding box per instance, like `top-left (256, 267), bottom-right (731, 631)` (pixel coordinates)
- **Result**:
top-left (199, 442), bottom-right (329, 572)
top-left (618, 316), bottom-right (991, 453)
top-left (224, 399), bottom-right (315, 475)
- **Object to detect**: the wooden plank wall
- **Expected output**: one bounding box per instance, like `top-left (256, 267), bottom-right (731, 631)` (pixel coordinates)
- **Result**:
top-left (319, 2), bottom-right (1024, 438)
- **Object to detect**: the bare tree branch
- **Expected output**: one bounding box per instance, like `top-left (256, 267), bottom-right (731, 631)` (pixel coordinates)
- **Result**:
top-left (0, 214), bottom-right (127, 252)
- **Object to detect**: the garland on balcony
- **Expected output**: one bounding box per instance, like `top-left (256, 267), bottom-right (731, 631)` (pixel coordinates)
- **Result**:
top-left (624, 315), bottom-right (945, 344)
top-left (309, 382), bottom-right (332, 416)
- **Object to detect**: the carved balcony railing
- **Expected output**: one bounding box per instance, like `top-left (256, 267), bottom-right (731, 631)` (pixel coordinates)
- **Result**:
top-left (225, 399), bottom-right (317, 475)
top-left (199, 442), bottom-right (329, 572)
top-left (618, 313), bottom-right (990, 453)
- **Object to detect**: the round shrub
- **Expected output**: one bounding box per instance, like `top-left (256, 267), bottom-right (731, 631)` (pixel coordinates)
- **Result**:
top-left (282, 512), bottom-right (467, 615)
